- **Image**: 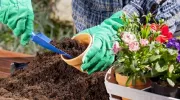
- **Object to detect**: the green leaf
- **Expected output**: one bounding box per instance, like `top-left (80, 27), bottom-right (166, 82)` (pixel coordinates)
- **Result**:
top-left (141, 72), bottom-right (146, 83)
top-left (169, 65), bottom-right (174, 74)
top-left (126, 76), bottom-right (133, 87)
top-left (135, 68), bottom-right (140, 71)
top-left (155, 62), bottom-right (168, 72)
top-left (149, 42), bottom-right (155, 51)
top-left (141, 58), bottom-right (149, 64)
top-left (149, 55), bottom-right (161, 62)
top-left (159, 19), bottom-right (165, 25)
top-left (115, 64), bottom-right (124, 73)
top-left (168, 65), bottom-right (174, 78)
top-left (132, 75), bottom-right (136, 86)
top-left (172, 74), bottom-right (180, 79)
top-left (150, 67), bottom-right (159, 77)
top-left (130, 60), bottom-right (138, 72)
top-left (118, 58), bottom-right (126, 63)
top-left (167, 78), bottom-right (175, 87)
top-left (145, 26), bottom-right (150, 38)
top-left (168, 49), bottom-right (177, 55)
top-left (141, 27), bottom-right (146, 38)
top-left (155, 49), bottom-right (160, 54)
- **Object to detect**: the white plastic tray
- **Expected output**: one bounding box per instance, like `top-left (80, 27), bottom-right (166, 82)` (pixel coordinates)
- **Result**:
top-left (104, 67), bottom-right (180, 100)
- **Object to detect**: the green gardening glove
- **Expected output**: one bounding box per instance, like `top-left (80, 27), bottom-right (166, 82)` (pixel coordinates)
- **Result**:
top-left (78, 11), bottom-right (126, 74)
top-left (0, 0), bottom-right (34, 45)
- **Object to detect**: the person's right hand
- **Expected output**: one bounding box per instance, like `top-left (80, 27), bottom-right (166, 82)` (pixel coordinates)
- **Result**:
top-left (77, 11), bottom-right (125, 74)
top-left (0, 0), bottom-right (34, 45)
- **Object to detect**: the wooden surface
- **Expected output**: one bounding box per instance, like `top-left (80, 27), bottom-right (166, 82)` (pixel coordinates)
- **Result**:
top-left (0, 49), bottom-right (34, 78)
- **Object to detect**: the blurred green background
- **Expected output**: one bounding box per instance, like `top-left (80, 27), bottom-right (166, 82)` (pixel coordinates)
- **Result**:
top-left (0, 0), bottom-right (74, 55)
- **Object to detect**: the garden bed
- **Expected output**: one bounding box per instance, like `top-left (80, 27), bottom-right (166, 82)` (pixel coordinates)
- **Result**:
top-left (0, 38), bottom-right (109, 100)
top-left (0, 50), bottom-right (33, 78)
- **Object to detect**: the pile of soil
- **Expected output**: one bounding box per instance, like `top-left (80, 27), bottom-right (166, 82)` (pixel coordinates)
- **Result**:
top-left (0, 38), bottom-right (109, 100)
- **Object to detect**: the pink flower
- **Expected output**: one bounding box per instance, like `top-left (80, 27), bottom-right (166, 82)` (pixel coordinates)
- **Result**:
top-left (140, 39), bottom-right (149, 46)
top-left (129, 42), bottom-right (140, 52)
top-left (112, 41), bottom-right (121, 54)
top-left (150, 23), bottom-right (158, 32)
top-left (121, 32), bottom-right (137, 44)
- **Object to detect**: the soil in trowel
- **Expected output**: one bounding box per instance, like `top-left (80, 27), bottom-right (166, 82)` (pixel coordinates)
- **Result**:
top-left (0, 38), bottom-right (109, 100)
top-left (51, 38), bottom-right (87, 58)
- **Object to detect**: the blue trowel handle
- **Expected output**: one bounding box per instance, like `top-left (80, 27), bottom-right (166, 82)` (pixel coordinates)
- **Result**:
top-left (31, 32), bottom-right (73, 59)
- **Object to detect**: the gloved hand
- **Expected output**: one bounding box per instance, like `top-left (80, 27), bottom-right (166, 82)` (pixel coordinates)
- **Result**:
top-left (123, 0), bottom-right (159, 18)
top-left (78, 11), bottom-right (125, 74)
top-left (155, 0), bottom-right (180, 33)
top-left (0, 0), bottom-right (34, 45)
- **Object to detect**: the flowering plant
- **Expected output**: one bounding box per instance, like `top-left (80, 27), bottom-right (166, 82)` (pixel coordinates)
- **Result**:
top-left (113, 13), bottom-right (180, 87)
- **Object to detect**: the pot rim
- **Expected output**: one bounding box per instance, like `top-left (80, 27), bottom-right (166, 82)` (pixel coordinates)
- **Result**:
top-left (115, 72), bottom-right (150, 86)
top-left (115, 72), bottom-right (149, 80)
top-left (61, 33), bottom-right (92, 62)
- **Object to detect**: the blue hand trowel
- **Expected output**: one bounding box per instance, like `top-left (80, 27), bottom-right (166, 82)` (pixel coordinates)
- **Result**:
top-left (10, 32), bottom-right (72, 75)
top-left (31, 32), bottom-right (72, 59)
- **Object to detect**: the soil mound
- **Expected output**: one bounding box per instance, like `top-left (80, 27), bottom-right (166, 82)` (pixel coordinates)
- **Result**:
top-left (0, 38), bottom-right (109, 100)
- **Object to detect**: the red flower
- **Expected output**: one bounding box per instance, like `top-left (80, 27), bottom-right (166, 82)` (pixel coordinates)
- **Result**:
top-left (156, 35), bottom-right (169, 43)
top-left (156, 25), bottom-right (173, 43)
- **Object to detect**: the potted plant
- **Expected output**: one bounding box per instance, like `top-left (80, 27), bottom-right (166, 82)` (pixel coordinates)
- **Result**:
top-left (149, 37), bottom-right (180, 98)
top-left (112, 13), bottom-right (175, 99)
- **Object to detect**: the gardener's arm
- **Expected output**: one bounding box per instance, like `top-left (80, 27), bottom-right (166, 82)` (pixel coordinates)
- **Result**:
top-left (77, 0), bottom-right (158, 74)
top-left (0, 0), bottom-right (34, 45)
top-left (155, 0), bottom-right (180, 33)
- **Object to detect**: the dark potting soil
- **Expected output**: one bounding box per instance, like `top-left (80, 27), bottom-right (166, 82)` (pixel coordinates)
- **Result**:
top-left (149, 81), bottom-right (180, 99)
top-left (0, 38), bottom-right (109, 100)
top-left (51, 38), bottom-right (87, 58)
top-left (151, 77), bottom-right (180, 87)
